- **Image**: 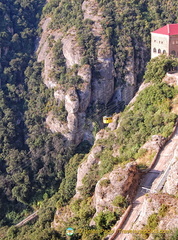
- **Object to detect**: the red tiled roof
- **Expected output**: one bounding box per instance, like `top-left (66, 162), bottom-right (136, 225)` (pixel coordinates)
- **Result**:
top-left (151, 24), bottom-right (178, 35)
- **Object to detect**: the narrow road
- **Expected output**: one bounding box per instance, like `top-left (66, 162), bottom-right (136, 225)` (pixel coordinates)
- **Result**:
top-left (112, 124), bottom-right (178, 240)
top-left (15, 210), bottom-right (39, 227)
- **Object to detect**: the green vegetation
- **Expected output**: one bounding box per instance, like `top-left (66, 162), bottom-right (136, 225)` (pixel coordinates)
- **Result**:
top-left (91, 65), bottom-right (177, 178)
top-left (99, 179), bottom-right (110, 187)
top-left (112, 195), bottom-right (128, 208)
top-left (139, 213), bottom-right (159, 239)
top-left (94, 211), bottom-right (118, 230)
top-left (45, 98), bottom-right (68, 122)
top-left (1, 0), bottom-right (178, 239)
top-left (44, 0), bottom-right (84, 31)
top-left (79, 163), bottom-right (99, 197)
top-left (147, 213), bottom-right (159, 229)
top-left (116, 81), bottom-right (177, 162)
top-left (144, 55), bottom-right (178, 83)
top-left (158, 204), bottom-right (168, 217)
top-left (96, 0), bottom-right (178, 84)
top-left (98, 147), bottom-right (120, 176)
top-left (134, 228), bottom-right (178, 240)
top-left (57, 153), bottom-right (85, 204)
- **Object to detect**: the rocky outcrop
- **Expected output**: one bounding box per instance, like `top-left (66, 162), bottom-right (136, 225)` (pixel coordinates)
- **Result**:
top-left (61, 28), bottom-right (84, 68)
top-left (132, 193), bottom-right (178, 232)
top-left (121, 54), bottom-right (137, 105)
top-left (164, 72), bottom-right (178, 86)
top-left (46, 112), bottom-right (68, 134)
top-left (162, 160), bottom-right (178, 195)
top-left (82, 0), bottom-right (115, 104)
top-left (37, 18), bottom-right (93, 144)
top-left (37, 1), bottom-right (117, 145)
top-left (75, 144), bottom-right (103, 197)
top-left (37, 0), bottom-right (148, 147)
top-left (52, 206), bottom-right (74, 230)
top-left (77, 64), bottom-right (92, 112)
top-left (141, 135), bottom-right (166, 152)
top-left (37, 17), bottom-right (62, 88)
top-left (93, 162), bottom-right (140, 214)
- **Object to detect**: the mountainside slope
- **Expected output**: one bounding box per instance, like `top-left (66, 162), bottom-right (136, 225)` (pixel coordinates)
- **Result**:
top-left (112, 120), bottom-right (178, 240)
top-left (52, 57), bottom-right (178, 240)
top-left (0, 0), bottom-right (178, 240)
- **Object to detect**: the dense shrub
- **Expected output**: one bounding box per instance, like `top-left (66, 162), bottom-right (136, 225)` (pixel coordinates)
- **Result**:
top-left (112, 195), bottom-right (128, 208)
top-left (94, 211), bottom-right (118, 230)
top-left (144, 55), bottom-right (178, 83)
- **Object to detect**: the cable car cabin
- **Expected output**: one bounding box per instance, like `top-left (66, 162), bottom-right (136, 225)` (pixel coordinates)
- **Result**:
top-left (103, 116), bottom-right (113, 124)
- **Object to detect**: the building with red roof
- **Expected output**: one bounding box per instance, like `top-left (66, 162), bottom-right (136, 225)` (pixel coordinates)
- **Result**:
top-left (151, 24), bottom-right (178, 58)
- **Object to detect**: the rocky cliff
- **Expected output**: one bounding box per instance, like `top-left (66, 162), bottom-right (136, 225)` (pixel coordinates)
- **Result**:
top-left (52, 68), bottom-right (178, 239)
top-left (36, 1), bottom-right (178, 239)
top-left (37, 0), bottom-right (148, 146)
top-left (132, 193), bottom-right (178, 234)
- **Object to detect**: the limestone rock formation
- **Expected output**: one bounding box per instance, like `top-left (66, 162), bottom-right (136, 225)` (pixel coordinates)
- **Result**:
top-left (62, 28), bottom-right (84, 68)
top-left (75, 144), bottom-right (103, 197)
top-left (36, 0), bottom-right (148, 147)
top-left (162, 160), bottom-right (178, 195)
top-left (82, 0), bottom-right (115, 104)
top-left (52, 206), bottom-right (74, 230)
top-left (93, 162), bottom-right (140, 214)
top-left (132, 193), bottom-right (178, 233)
top-left (142, 135), bottom-right (166, 152)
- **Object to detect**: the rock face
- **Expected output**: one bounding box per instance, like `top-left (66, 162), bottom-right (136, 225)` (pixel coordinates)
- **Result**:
top-left (93, 162), bottom-right (140, 214)
top-left (37, 18), bottom-right (94, 145)
top-left (62, 28), bottom-right (84, 68)
top-left (142, 135), bottom-right (166, 152)
top-left (132, 193), bottom-right (178, 232)
top-left (37, 17), bottom-right (63, 88)
top-left (162, 159), bottom-right (178, 195)
top-left (75, 144), bottom-right (103, 197)
top-left (82, 0), bottom-right (115, 104)
top-left (36, 0), bottom-right (146, 146)
top-left (52, 206), bottom-right (74, 230)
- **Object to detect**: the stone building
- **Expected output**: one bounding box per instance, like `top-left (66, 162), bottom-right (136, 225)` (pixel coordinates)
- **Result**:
top-left (151, 24), bottom-right (178, 58)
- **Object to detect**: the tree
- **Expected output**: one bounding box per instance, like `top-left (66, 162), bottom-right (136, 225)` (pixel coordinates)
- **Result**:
top-left (144, 55), bottom-right (178, 83)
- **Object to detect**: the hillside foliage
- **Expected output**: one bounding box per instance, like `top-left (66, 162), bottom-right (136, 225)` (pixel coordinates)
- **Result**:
top-left (0, 0), bottom-right (178, 239)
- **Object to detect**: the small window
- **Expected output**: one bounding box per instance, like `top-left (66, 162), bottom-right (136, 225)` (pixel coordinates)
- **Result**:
top-left (153, 48), bottom-right (156, 53)
top-left (158, 49), bottom-right (161, 53)
top-left (163, 50), bottom-right (166, 54)
top-left (154, 39), bottom-right (156, 42)
top-left (171, 50), bottom-right (176, 56)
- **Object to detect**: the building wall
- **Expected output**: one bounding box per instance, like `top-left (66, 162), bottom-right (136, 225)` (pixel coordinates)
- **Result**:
top-left (151, 33), bottom-right (169, 58)
top-left (169, 35), bottom-right (178, 57)
top-left (151, 33), bottom-right (178, 58)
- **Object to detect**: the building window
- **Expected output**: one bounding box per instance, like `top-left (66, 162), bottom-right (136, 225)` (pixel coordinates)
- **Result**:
top-left (158, 49), bottom-right (161, 53)
top-left (171, 50), bottom-right (176, 56)
top-left (154, 39), bottom-right (156, 42)
top-left (153, 48), bottom-right (156, 53)
top-left (172, 41), bottom-right (175, 44)
top-left (163, 50), bottom-right (166, 54)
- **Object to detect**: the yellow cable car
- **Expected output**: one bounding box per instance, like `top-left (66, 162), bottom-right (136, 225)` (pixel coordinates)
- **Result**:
top-left (103, 116), bottom-right (113, 124)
